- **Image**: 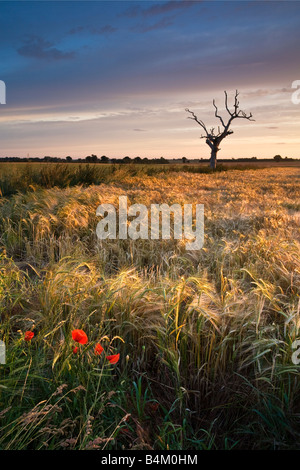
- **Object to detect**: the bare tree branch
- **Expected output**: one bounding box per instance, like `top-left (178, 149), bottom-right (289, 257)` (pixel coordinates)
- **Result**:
top-left (213, 99), bottom-right (226, 129)
top-left (224, 90), bottom-right (232, 117)
top-left (186, 90), bottom-right (254, 169)
top-left (185, 108), bottom-right (209, 137)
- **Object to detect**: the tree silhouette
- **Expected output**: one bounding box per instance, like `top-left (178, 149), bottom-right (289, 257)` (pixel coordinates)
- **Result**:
top-left (86, 154), bottom-right (98, 163)
top-left (186, 90), bottom-right (254, 169)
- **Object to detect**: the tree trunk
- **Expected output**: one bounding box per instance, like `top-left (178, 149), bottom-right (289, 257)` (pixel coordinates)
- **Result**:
top-left (210, 146), bottom-right (219, 170)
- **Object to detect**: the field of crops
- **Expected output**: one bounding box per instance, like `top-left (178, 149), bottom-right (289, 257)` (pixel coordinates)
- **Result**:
top-left (0, 163), bottom-right (300, 449)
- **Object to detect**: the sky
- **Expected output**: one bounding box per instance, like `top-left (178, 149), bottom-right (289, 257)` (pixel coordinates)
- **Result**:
top-left (0, 0), bottom-right (300, 160)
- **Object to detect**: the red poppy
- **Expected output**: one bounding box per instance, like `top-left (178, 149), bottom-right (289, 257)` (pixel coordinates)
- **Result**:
top-left (94, 343), bottom-right (104, 356)
top-left (24, 331), bottom-right (34, 341)
top-left (106, 353), bottom-right (120, 364)
top-left (72, 329), bottom-right (88, 345)
top-left (73, 346), bottom-right (79, 354)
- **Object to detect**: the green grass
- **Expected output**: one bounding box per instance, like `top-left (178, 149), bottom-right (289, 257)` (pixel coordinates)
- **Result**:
top-left (0, 162), bottom-right (233, 197)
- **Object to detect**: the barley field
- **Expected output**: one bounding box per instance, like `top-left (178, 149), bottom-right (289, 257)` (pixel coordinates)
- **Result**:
top-left (0, 163), bottom-right (300, 450)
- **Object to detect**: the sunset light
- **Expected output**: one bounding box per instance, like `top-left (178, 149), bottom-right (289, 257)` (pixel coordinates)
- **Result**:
top-left (1, 1), bottom-right (300, 159)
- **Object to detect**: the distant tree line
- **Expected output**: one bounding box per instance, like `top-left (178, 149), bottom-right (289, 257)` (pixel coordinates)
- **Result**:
top-left (0, 154), bottom-right (298, 163)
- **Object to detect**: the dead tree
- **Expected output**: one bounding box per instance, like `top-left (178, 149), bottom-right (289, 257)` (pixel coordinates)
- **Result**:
top-left (186, 90), bottom-right (254, 170)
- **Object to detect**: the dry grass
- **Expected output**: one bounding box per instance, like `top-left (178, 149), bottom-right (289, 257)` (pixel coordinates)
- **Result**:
top-left (0, 166), bottom-right (299, 449)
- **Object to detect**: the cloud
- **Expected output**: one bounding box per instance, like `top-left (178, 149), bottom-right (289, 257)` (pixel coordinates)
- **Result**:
top-left (243, 88), bottom-right (293, 98)
top-left (68, 24), bottom-right (117, 35)
top-left (17, 35), bottom-right (75, 60)
top-left (132, 17), bottom-right (173, 33)
top-left (142, 0), bottom-right (195, 17)
top-left (243, 89), bottom-right (272, 98)
top-left (122, 0), bottom-right (195, 18)
top-left (96, 25), bottom-right (117, 34)
top-left (68, 26), bottom-right (85, 34)
top-left (120, 5), bottom-right (141, 18)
